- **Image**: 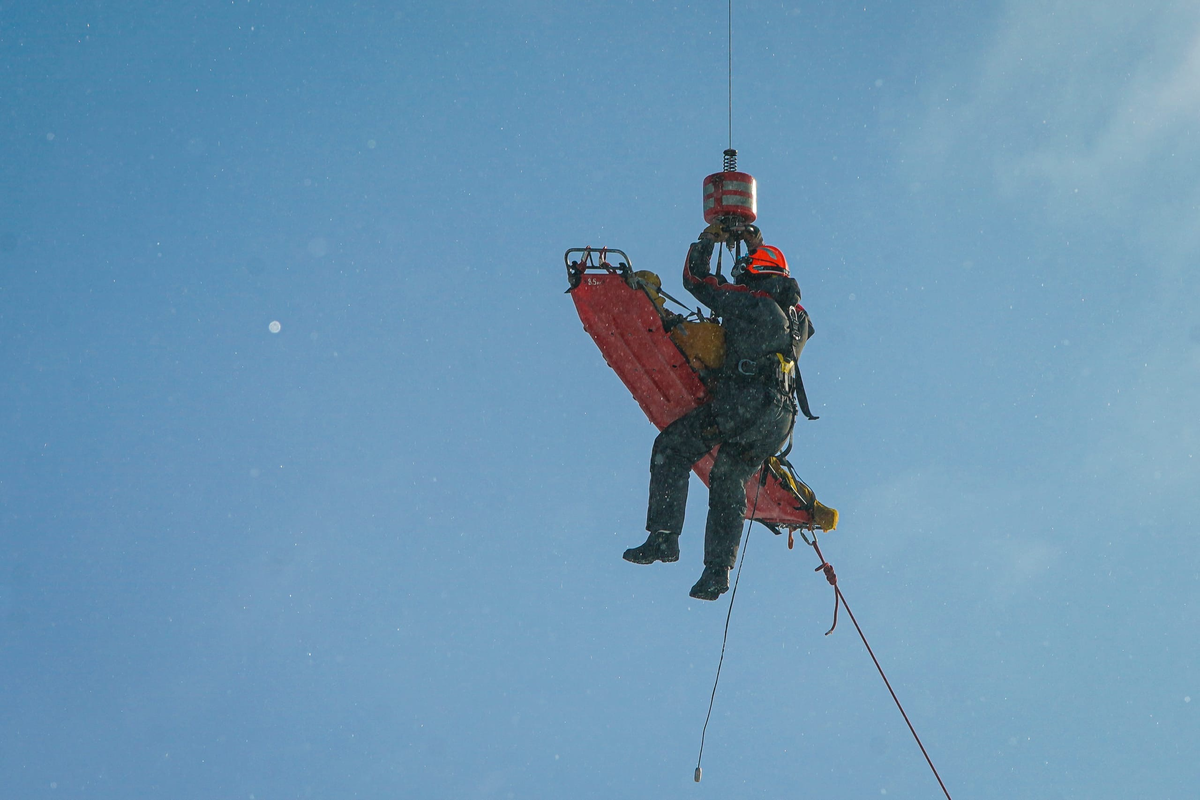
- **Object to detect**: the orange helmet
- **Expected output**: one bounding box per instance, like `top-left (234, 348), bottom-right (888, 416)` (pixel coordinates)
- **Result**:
top-left (736, 244), bottom-right (789, 279)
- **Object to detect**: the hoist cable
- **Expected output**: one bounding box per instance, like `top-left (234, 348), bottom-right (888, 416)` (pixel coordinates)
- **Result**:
top-left (728, 0), bottom-right (733, 149)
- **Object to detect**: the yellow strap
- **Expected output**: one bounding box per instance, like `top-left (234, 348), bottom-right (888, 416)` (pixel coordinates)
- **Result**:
top-left (766, 457), bottom-right (837, 531)
top-left (767, 457), bottom-right (803, 498)
top-left (775, 353), bottom-right (795, 374)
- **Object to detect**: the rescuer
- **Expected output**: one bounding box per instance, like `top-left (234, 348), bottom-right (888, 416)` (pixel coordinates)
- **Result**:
top-left (623, 223), bottom-right (814, 600)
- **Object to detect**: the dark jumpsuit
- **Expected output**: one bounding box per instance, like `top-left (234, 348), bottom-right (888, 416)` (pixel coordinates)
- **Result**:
top-left (645, 239), bottom-right (812, 569)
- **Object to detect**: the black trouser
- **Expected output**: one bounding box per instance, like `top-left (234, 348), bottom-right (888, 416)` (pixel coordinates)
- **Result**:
top-left (645, 381), bottom-right (794, 568)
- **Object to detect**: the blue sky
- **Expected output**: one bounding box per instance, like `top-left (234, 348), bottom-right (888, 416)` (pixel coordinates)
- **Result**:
top-left (2, 1), bottom-right (1199, 798)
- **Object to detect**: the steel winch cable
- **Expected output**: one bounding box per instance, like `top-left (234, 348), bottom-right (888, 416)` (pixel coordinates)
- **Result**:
top-left (728, 0), bottom-right (733, 150)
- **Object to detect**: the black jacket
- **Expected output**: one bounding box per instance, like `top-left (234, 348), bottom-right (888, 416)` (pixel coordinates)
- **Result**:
top-left (683, 239), bottom-right (813, 383)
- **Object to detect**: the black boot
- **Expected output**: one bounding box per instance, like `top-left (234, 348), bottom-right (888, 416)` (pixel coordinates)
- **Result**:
top-left (622, 531), bottom-right (680, 564)
top-left (689, 565), bottom-right (730, 600)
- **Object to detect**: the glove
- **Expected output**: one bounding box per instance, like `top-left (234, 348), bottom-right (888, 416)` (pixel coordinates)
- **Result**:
top-left (699, 222), bottom-right (728, 242)
top-left (687, 241), bottom-right (712, 278)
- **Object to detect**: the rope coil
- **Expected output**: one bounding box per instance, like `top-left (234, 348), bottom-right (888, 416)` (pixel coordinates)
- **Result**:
top-left (813, 552), bottom-right (840, 635)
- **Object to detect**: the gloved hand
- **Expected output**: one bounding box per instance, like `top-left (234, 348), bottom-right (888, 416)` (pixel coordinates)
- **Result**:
top-left (729, 222), bottom-right (760, 247)
top-left (699, 222), bottom-right (728, 242)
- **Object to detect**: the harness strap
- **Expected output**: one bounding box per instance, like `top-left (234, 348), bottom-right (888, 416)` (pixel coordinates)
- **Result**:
top-left (732, 352), bottom-right (797, 397)
top-left (795, 369), bottom-right (818, 420)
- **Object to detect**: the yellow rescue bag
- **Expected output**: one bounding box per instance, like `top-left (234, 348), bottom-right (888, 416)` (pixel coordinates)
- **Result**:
top-left (635, 270), bottom-right (726, 371)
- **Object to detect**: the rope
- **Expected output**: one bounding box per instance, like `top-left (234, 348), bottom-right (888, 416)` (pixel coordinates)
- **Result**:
top-left (808, 537), bottom-right (954, 800)
top-left (694, 468), bottom-right (765, 783)
top-left (652, 285), bottom-right (693, 313)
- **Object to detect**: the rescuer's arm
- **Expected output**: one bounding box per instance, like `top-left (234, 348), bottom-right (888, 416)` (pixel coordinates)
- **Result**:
top-left (683, 234), bottom-right (743, 312)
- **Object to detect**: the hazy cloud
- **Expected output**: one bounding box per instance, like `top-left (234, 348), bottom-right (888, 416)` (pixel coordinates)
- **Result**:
top-left (913, 0), bottom-right (1200, 261)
